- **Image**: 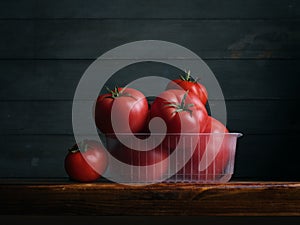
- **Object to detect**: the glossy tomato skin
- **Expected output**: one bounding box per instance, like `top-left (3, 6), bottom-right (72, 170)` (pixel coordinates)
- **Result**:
top-left (112, 145), bottom-right (168, 166)
top-left (110, 144), bottom-right (169, 182)
top-left (64, 140), bottom-right (108, 182)
top-left (167, 79), bottom-right (208, 105)
top-left (94, 87), bottom-right (149, 137)
top-left (177, 116), bottom-right (229, 181)
top-left (205, 116), bottom-right (229, 133)
top-left (149, 89), bottom-right (208, 151)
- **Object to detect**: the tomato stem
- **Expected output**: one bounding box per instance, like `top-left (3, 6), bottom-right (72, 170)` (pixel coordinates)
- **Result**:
top-left (180, 70), bottom-right (191, 81)
top-left (165, 91), bottom-right (194, 117)
top-left (105, 86), bottom-right (135, 99)
top-left (68, 140), bottom-right (89, 153)
top-left (68, 144), bottom-right (80, 153)
top-left (180, 70), bottom-right (200, 83)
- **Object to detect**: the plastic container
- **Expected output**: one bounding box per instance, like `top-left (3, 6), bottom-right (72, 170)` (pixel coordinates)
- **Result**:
top-left (103, 132), bottom-right (242, 184)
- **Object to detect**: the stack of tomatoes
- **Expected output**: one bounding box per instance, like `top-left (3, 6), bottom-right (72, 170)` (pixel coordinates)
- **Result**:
top-left (65, 71), bottom-right (230, 182)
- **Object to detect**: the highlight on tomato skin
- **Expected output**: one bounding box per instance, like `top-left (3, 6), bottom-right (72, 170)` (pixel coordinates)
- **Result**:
top-left (64, 140), bottom-right (108, 182)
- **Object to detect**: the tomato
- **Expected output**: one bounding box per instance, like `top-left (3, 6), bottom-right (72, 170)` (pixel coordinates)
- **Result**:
top-left (166, 70), bottom-right (208, 105)
top-left (139, 108), bottom-right (151, 134)
top-left (64, 140), bottom-right (108, 182)
top-left (94, 87), bottom-right (149, 137)
top-left (149, 89), bottom-right (208, 151)
top-left (109, 143), bottom-right (169, 182)
top-left (177, 116), bottom-right (230, 181)
top-left (111, 144), bottom-right (168, 166)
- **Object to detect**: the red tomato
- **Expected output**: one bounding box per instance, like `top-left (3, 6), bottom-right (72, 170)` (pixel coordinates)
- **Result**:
top-left (205, 116), bottom-right (229, 133)
top-left (64, 140), bottom-right (108, 182)
top-left (110, 144), bottom-right (169, 182)
top-left (139, 109), bottom-right (151, 134)
top-left (94, 87), bottom-right (149, 137)
top-left (166, 70), bottom-right (208, 105)
top-left (149, 89), bottom-right (208, 151)
top-left (177, 116), bottom-right (230, 181)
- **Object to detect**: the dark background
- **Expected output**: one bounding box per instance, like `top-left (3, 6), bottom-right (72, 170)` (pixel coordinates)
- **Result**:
top-left (0, 0), bottom-right (299, 181)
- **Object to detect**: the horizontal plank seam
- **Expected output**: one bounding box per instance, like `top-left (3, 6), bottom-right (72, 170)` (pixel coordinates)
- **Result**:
top-left (0, 179), bottom-right (299, 185)
top-left (0, 133), bottom-right (299, 136)
top-left (0, 58), bottom-right (298, 61)
top-left (0, 98), bottom-right (299, 102)
top-left (0, 179), bottom-right (299, 183)
top-left (0, 18), bottom-right (300, 21)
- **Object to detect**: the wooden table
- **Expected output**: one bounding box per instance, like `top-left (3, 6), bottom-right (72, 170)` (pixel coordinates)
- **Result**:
top-left (0, 179), bottom-right (299, 216)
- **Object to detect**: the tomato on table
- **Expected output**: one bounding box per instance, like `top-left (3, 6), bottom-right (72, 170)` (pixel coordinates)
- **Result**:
top-left (64, 140), bottom-right (108, 182)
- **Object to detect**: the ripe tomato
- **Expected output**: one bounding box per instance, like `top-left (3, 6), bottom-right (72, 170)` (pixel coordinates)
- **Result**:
top-left (94, 87), bottom-right (149, 137)
top-left (166, 70), bottom-right (208, 105)
top-left (64, 140), bottom-right (108, 182)
top-left (109, 144), bottom-right (169, 182)
top-left (204, 116), bottom-right (229, 133)
top-left (177, 116), bottom-right (230, 181)
top-left (149, 89), bottom-right (208, 151)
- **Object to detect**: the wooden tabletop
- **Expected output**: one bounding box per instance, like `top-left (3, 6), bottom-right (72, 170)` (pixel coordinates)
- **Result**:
top-left (0, 179), bottom-right (299, 216)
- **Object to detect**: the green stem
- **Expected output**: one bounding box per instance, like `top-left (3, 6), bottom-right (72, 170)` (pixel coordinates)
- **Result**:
top-left (68, 140), bottom-right (89, 153)
top-left (180, 70), bottom-right (191, 81)
top-left (68, 144), bottom-right (80, 153)
top-left (165, 91), bottom-right (194, 117)
top-left (179, 70), bottom-right (200, 83)
top-left (105, 86), bottom-right (136, 99)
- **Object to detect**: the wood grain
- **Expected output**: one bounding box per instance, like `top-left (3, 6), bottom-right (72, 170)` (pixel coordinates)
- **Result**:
top-left (0, 180), bottom-right (299, 215)
top-left (0, 0), bottom-right (298, 19)
top-left (0, 20), bottom-right (298, 59)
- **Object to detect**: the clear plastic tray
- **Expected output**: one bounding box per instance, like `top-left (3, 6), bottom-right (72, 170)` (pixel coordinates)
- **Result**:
top-left (103, 133), bottom-right (242, 184)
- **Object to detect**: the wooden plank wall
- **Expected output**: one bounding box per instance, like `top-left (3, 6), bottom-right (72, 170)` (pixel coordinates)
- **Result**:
top-left (0, 0), bottom-right (299, 180)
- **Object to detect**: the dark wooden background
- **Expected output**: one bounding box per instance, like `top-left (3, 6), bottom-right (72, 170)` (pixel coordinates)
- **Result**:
top-left (0, 0), bottom-right (299, 181)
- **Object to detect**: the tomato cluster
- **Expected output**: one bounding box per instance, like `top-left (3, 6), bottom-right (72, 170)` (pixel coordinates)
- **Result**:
top-left (65, 71), bottom-right (230, 183)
